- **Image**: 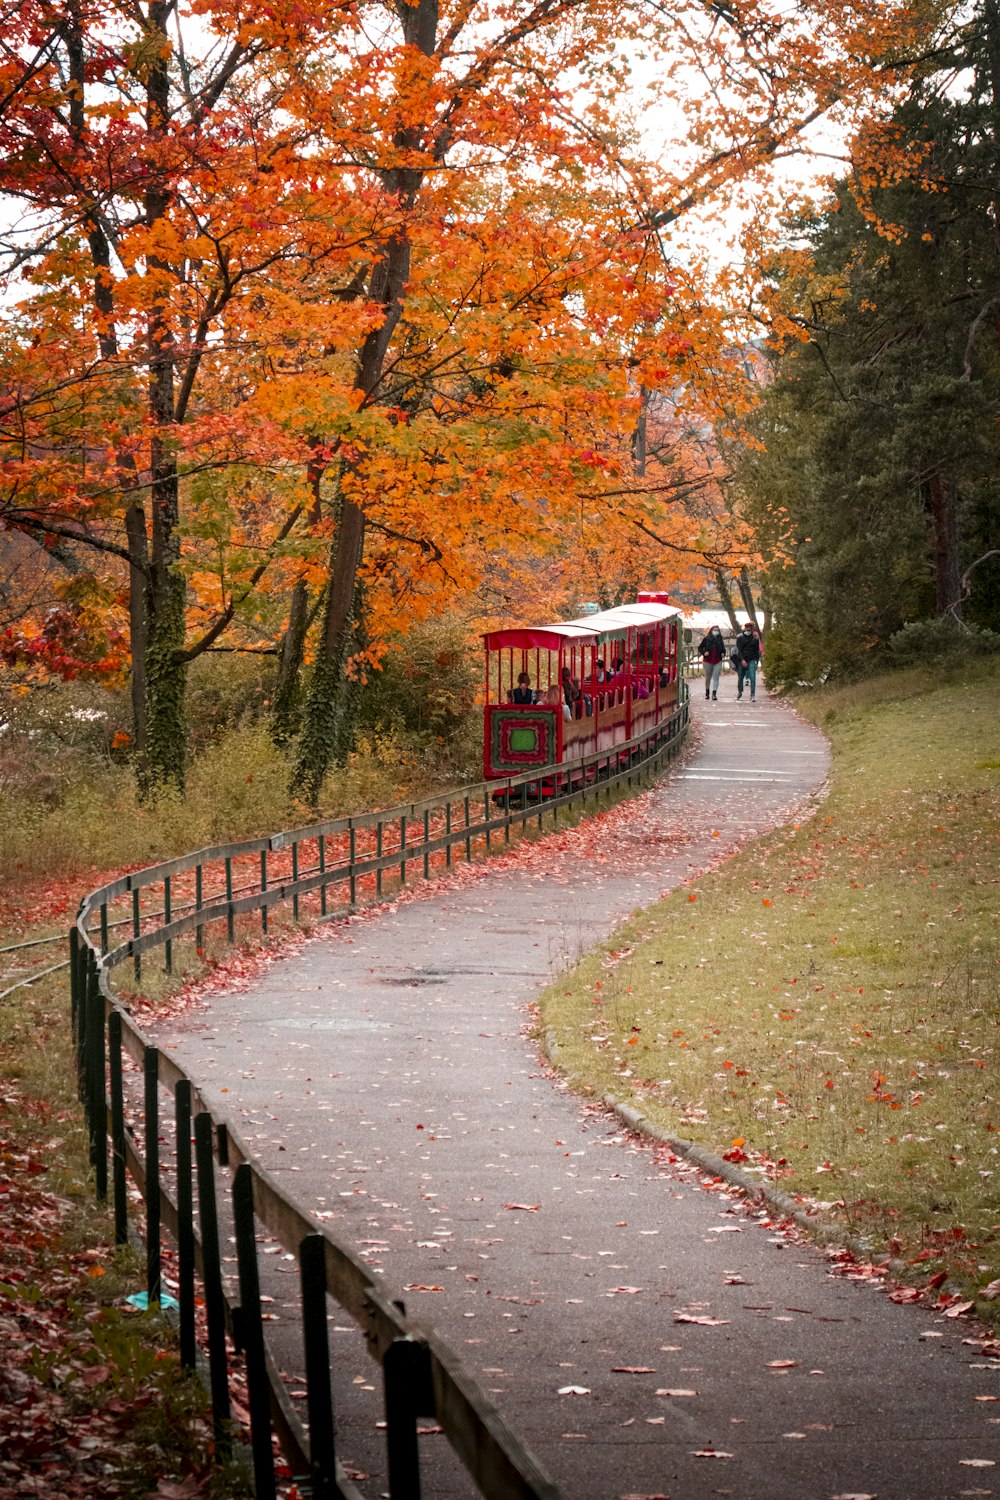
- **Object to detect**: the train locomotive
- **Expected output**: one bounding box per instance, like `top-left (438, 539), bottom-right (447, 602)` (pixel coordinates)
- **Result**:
top-left (483, 592), bottom-right (683, 788)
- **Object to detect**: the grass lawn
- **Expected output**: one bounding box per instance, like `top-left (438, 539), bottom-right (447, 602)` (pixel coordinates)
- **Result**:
top-left (539, 661), bottom-right (1000, 1309)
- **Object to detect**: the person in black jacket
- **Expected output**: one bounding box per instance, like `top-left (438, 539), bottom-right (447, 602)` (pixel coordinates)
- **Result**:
top-left (509, 672), bottom-right (536, 705)
top-left (735, 623), bottom-right (761, 702)
top-left (697, 625), bottom-right (726, 700)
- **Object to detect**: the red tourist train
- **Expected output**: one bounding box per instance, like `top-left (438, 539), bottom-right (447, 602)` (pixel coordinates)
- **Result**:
top-left (483, 592), bottom-right (683, 782)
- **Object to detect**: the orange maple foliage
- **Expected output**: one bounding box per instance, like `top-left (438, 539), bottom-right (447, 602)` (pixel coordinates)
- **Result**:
top-left (0, 0), bottom-right (947, 785)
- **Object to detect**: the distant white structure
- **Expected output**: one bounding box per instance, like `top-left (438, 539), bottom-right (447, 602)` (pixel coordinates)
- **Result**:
top-left (676, 605), bottom-right (764, 637)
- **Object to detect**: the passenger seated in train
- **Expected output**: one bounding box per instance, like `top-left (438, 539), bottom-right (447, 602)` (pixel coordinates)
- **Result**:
top-left (508, 672), bottom-right (536, 705)
top-left (539, 683), bottom-right (570, 719)
top-left (561, 667), bottom-right (590, 718)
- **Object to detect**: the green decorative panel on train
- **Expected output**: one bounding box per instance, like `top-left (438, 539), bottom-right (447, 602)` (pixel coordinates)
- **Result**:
top-left (487, 708), bottom-right (555, 772)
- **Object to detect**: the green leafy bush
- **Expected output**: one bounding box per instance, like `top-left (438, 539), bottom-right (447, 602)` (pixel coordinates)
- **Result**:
top-left (356, 615), bottom-right (482, 775)
top-left (888, 615), bottom-right (1000, 663)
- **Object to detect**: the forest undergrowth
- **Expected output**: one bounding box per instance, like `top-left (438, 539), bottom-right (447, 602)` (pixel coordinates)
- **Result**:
top-left (541, 661), bottom-right (1000, 1314)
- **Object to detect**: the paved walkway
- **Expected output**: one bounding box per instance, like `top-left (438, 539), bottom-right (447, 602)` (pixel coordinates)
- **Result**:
top-left (151, 681), bottom-right (1000, 1500)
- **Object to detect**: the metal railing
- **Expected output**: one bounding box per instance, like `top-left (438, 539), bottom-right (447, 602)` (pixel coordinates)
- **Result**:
top-left (69, 694), bottom-right (688, 1499)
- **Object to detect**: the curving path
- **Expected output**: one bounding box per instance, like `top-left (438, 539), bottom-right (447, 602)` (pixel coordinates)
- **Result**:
top-left (150, 681), bottom-right (1000, 1500)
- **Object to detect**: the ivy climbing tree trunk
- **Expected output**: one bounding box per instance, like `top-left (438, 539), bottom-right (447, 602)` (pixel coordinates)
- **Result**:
top-left (272, 445), bottom-right (326, 748)
top-left (294, 491), bottom-right (368, 802)
top-left (293, 225), bottom-right (417, 801)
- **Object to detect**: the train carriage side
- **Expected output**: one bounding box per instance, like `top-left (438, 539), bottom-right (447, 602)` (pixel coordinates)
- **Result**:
top-left (483, 597), bottom-right (682, 784)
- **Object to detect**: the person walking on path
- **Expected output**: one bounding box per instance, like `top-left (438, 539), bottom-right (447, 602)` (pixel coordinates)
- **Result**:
top-left (736, 620), bottom-right (762, 701)
top-left (697, 624), bottom-right (726, 700)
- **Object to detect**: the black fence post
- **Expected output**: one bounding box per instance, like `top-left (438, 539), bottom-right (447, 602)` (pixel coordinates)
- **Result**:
top-left (175, 1080), bottom-right (196, 1369)
top-left (132, 885), bottom-right (142, 985)
top-left (196, 863), bottom-right (204, 952)
top-left (299, 1233), bottom-right (337, 1499)
top-left (384, 1336), bottom-right (434, 1500)
top-left (232, 1164), bottom-right (277, 1500)
top-left (225, 856), bottom-right (234, 943)
top-left (108, 1010), bottom-right (128, 1245)
top-left (164, 874), bottom-right (173, 973)
top-left (76, 941), bottom-right (89, 1104)
top-left (144, 1046), bottom-right (161, 1305)
top-left (87, 952), bottom-right (108, 1201)
top-left (194, 1112), bottom-right (231, 1455)
top-left (69, 927), bottom-right (79, 1046)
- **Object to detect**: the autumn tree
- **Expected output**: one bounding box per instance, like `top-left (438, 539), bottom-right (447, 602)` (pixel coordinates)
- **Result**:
top-left (0, 0), bottom-right (951, 797)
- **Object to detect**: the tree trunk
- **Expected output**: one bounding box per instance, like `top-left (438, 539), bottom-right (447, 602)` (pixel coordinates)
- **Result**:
top-left (125, 505), bottom-right (149, 757)
top-left (294, 496), bottom-right (367, 802)
top-left (737, 566), bottom-right (761, 630)
top-left (928, 471), bottom-right (962, 618)
top-left (292, 233), bottom-right (414, 801)
top-left (140, 0), bottom-right (187, 792)
top-left (68, 0), bottom-right (152, 756)
top-left (272, 445), bottom-right (326, 747)
top-left (290, 0), bottom-right (437, 803)
top-left (271, 578), bottom-right (311, 746)
top-left (714, 568), bottom-right (741, 632)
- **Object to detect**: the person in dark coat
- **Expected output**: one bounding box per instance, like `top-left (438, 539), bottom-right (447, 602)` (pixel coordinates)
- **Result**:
top-left (509, 672), bottom-right (536, 704)
top-left (697, 625), bottom-right (725, 701)
top-left (735, 623), bottom-right (762, 702)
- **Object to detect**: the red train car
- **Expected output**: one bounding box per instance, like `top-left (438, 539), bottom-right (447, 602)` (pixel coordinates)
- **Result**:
top-left (483, 592), bottom-right (682, 781)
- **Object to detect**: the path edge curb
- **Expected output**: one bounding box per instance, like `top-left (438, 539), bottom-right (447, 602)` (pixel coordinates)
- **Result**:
top-left (545, 1023), bottom-right (907, 1276)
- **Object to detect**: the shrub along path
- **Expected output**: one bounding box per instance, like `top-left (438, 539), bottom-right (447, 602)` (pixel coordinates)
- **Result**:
top-left (149, 681), bottom-right (1000, 1500)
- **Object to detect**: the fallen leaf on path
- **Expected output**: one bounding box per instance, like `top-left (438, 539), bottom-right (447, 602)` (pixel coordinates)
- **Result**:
top-left (502, 1203), bottom-right (540, 1212)
top-left (692, 1449), bottom-right (733, 1459)
top-left (612, 1366), bottom-right (656, 1373)
top-left (960, 1459), bottom-right (996, 1468)
top-left (980, 1278), bottom-right (1000, 1300)
top-left (767, 1360), bottom-right (798, 1369)
top-left (558, 1385), bottom-right (591, 1396)
top-left (606, 1286), bottom-right (644, 1296)
top-left (657, 1388), bottom-right (697, 1397)
top-left (674, 1313), bottom-right (728, 1325)
top-left (943, 1299), bottom-right (974, 1318)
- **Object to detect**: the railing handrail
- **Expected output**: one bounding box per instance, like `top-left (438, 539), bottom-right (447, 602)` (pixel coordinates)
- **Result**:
top-left (70, 690), bottom-right (689, 1500)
